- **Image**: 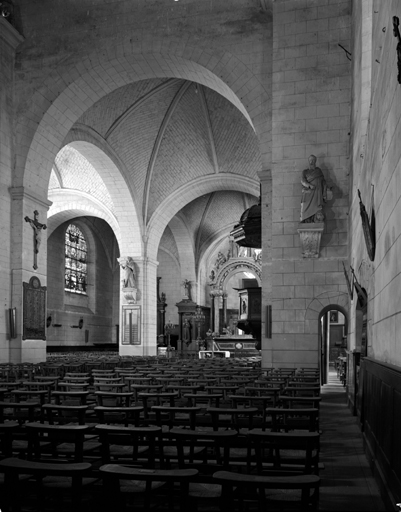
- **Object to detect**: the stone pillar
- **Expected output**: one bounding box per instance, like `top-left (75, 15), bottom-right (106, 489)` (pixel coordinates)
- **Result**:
top-left (213, 290), bottom-right (224, 334)
top-left (0, 18), bottom-right (24, 363)
top-left (209, 292), bottom-right (215, 331)
top-left (119, 256), bottom-right (158, 357)
top-left (9, 188), bottom-right (52, 364)
top-left (222, 293), bottom-right (228, 328)
top-left (258, 169), bottom-right (272, 369)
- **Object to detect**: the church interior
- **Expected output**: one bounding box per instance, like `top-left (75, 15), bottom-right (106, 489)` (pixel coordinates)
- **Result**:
top-left (0, 0), bottom-right (401, 509)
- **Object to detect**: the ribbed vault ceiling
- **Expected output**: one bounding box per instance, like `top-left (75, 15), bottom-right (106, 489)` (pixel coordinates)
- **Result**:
top-left (50, 77), bottom-right (261, 267)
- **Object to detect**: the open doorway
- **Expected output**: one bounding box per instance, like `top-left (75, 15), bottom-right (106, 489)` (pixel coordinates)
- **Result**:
top-left (319, 306), bottom-right (348, 384)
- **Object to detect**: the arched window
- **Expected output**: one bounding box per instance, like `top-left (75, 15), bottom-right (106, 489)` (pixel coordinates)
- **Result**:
top-left (65, 224), bottom-right (87, 294)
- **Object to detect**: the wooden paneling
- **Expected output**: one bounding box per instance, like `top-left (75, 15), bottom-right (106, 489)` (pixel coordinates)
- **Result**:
top-left (360, 358), bottom-right (401, 505)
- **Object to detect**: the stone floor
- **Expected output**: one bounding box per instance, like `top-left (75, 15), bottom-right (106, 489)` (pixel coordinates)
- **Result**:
top-left (319, 368), bottom-right (387, 511)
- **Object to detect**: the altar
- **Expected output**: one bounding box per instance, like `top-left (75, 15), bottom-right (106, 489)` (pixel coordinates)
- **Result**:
top-left (212, 335), bottom-right (259, 357)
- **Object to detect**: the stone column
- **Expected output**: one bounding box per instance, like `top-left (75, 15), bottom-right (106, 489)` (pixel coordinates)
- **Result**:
top-left (209, 292), bottom-right (215, 331)
top-left (0, 18), bottom-right (24, 363)
top-left (213, 290), bottom-right (224, 334)
top-left (119, 256), bottom-right (158, 357)
top-left (222, 293), bottom-right (228, 328)
top-left (258, 169), bottom-right (272, 369)
top-left (9, 188), bottom-right (52, 364)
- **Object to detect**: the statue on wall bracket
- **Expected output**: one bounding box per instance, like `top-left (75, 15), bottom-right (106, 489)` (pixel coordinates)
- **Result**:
top-left (118, 256), bottom-right (137, 303)
top-left (298, 155), bottom-right (333, 258)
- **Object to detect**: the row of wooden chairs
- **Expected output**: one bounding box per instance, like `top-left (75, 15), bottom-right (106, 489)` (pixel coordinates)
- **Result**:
top-left (0, 361), bottom-right (321, 510)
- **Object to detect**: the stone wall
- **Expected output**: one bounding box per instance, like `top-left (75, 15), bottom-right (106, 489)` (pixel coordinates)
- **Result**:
top-left (349, 0), bottom-right (401, 365)
top-left (268, 0), bottom-right (352, 368)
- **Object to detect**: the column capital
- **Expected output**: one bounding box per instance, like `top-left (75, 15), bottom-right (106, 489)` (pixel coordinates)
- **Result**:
top-left (257, 169), bottom-right (272, 182)
top-left (9, 186), bottom-right (53, 210)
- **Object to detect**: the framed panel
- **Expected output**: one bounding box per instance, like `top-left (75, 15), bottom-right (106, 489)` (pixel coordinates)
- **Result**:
top-left (121, 305), bottom-right (141, 345)
top-left (330, 311), bottom-right (338, 323)
top-left (23, 276), bottom-right (46, 340)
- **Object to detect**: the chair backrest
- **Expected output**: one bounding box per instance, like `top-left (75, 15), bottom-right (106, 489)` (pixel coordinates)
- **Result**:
top-left (151, 406), bottom-right (201, 430)
top-left (25, 422), bottom-right (92, 462)
top-left (94, 405), bottom-right (143, 426)
top-left (0, 422), bottom-right (20, 457)
top-left (0, 400), bottom-right (41, 424)
top-left (207, 407), bottom-right (259, 432)
top-left (247, 429), bottom-right (321, 474)
top-left (169, 427), bottom-right (238, 471)
top-left (95, 424), bottom-right (162, 466)
top-left (279, 396), bottom-right (322, 410)
top-left (213, 470), bottom-right (320, 511)
top-left (266, 407), bottom-right (319, 432)
top-left (41, 404), bottom-right (89, 425)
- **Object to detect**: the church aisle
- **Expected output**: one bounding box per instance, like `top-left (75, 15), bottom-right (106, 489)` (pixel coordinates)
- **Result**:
top-left (319, 369), bottom-right (387, 511)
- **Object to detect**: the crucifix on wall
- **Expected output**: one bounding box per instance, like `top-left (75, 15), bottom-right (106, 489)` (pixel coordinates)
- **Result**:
top-left (24, 210), bottom-right (47, 270)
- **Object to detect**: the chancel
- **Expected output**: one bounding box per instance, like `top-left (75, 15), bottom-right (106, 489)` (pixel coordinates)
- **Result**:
top-left (0, 1), bottom-right (399, 510)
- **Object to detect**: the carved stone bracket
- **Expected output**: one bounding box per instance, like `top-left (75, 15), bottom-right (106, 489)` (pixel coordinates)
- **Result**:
top-left (122, 287), bottom-right (137, 304)
top-left (297, 223), bottom-right (324, 258)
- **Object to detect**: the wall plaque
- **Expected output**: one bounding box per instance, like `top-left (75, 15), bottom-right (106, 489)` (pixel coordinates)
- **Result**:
top-left (23, 276), bottom-right (46, 340)
top-left (121, 305), bottom-right (141, 345)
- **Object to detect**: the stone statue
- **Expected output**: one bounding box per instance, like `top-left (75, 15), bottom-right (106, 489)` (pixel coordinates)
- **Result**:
top-left (300, 155), bottom-right (328, 223)
top-left (182, 279), bottom-right (190, 299)
top-left (118, 257), bottom-right (136, 288)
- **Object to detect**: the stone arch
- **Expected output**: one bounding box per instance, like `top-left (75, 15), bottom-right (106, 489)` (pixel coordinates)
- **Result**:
top-left (147, 174), bottom-right (259, 257)
top-left (303, 290), bottom-right (349, 373)
top-left (17, 50), bottom-right (267, 199)
top-left (48, 190), bottom-right (119, 239)
top-left (61, 129), bottom-right (143, 256)
top-left (304, 291), bottom-right (349, 333)
top-left (213, 259), bottom-right (262, 291)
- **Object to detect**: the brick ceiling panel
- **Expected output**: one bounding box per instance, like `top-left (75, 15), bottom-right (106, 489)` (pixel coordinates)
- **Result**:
top-left (204, 87), bottom-right (261, 177)
top-left (106, 81), bottom-right (183, 212)
top-left (49, 170), bottom-right (60, 190)
top-left (197, 191), bottom-right (256, 248)
top-left (147, 84), bottom-right (215, 221)
top-left (55, 146), bottom-right (114, 213)
top-left (178, 194), bottom-right (211, 246)
top-left (77, 78), bottom-right (169, 138)
top-left (159, 226), bottom-right (179, 262)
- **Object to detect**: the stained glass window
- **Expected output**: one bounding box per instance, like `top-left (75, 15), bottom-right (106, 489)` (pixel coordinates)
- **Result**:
top-left (65, 224), bottom-right (87, 294)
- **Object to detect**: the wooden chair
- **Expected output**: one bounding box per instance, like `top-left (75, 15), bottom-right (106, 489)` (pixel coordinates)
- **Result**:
top-left (41, 404), bottom-right (91, 426)
top-left (138, 391), bottom-right (178, 421)
top-left (266, 408), bottom-right (320, 433)
top-left (0, 400), bottom-right (42, 425)
top-left (99, 464), bottom-right (198, 512)
top-left (212, 470), bottom-right (320, 511)
top-left (284, 385), bottom-right (321, 397)
top-left (279, 396), bottom-right (322, 410)
top-left (169, 428), bottom-right (238, 509)
top-left (207, 407), bottom-right (259, 432)
top-left (94, 405), bottom-right (143, 427)
top-left (0, 457), bottom-right (93, 512)
top-left (95, 424), bottom-right (163, 467)
top-left (24, 422), bottom-right (101, 463)
top-left (247, 429), bottom-right (321, 475)
top-left (0, 422), bottom-right (20, 458)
